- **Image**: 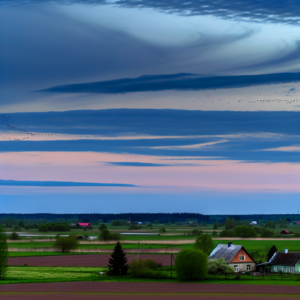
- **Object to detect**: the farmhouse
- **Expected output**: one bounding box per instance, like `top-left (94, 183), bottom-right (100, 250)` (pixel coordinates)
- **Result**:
top-left (76, 222), bottom-right (92, 228)
top-left (208, 243), bottom-right (256, 272)
top-left (258, 250), bottom-right (300, 274)
top-left (279, 230), bottom-right (289, 235)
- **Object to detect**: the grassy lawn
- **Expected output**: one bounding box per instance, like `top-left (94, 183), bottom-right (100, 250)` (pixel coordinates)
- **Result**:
top-left (2, 266), bottom-right (106, 284)
top-left (2, 266), bottom-right (300, 286)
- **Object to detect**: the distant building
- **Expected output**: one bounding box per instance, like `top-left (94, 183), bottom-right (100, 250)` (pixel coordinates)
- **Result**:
top-left (208, 243), bottom-right (256, 272)
top-left (76, 222), bottom-right (92, 228)
top-left (250, 221), bottom-right (257, 225)
top-left (76, 235), bottom-right (84, 240)
top-left (257, 250), bottom-right (300, 274)
top-left (279, 230), bottom-right (289, 235)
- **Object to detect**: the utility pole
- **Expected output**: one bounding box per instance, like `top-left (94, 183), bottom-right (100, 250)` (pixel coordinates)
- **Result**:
top-left (171, 254), bottom-right (173, 279)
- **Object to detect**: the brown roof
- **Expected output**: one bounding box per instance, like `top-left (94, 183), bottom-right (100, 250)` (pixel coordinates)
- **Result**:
top-left (270, 252), bottom-right (300, 266)
top-left (208, 244), bottom-right (255, 264)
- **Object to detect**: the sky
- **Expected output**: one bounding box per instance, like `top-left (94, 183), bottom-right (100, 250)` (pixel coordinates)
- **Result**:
top-left (0, 0), bottom-right (300, 214)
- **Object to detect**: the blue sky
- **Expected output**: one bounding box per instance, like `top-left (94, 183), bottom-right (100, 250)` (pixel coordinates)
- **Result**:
top-left (0, 0), bottom-right (299, 213)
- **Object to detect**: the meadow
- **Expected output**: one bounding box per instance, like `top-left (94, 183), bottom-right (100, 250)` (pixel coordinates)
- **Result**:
top-left (3, 266), bottom-right (300, 286)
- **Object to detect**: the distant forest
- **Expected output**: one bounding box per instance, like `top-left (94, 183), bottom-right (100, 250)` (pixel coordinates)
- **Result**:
top-left (0, 213), bottom-right (299, 223)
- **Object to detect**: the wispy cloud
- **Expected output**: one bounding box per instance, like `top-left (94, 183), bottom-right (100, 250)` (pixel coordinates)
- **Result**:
top-left (0, 179), bottom-right (135, 187)
top-left (40, 72), bottom-right (300, 94)
top-left (262, 146), bottom-right (300, 152)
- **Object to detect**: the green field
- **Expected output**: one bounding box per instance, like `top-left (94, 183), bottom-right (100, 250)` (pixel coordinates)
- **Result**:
top-left (2, 266), bottom-right (300, 286)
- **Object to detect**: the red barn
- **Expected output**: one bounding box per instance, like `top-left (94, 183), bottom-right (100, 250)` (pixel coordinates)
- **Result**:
top-left (76, 222), bottom-right (92, 228)
top-left (279, 230), bottom-right (289, 235)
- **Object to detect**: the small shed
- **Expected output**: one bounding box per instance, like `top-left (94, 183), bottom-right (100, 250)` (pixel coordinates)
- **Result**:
top-left (208, 243), bottom-right (256, 272)
top-left (279, 230), bottom-right (289, 235)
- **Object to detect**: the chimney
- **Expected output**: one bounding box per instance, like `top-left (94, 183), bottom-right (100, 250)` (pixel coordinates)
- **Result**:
top-left (228, 242), bottom-right (233, 248)
top-left (285, 249), bottom-right (288, 254)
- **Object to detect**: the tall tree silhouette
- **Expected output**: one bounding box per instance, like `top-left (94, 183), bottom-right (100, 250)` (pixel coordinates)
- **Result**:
top-left (267, 245), bottom-right (278, 261)
top-left (0, 225), bottom-right (8, 280)
top-left (108, 242), bottom-right (128, 276)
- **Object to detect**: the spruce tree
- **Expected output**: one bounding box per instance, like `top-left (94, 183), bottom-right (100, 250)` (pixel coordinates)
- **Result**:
top-left (267, 245), bottom-right (278, 261)
top-left (0, 225), bottom-right (8, 280)
top-left (108, 242), bottom-right (128, 276)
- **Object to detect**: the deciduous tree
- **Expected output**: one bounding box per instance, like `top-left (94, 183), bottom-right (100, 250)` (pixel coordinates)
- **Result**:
top-left (194, 234), bottom-right (214, 255)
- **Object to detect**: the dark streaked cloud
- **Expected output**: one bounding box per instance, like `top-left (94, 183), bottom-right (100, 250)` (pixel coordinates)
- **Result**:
top-left (106, 162), bottom-right (170, 167)
top-left (1, 0), bottom-right (300, 26)
top-left (41, 72), bottom-right (300, 94)
top-left (0, 179), bottom-right (135, 187)
top-left (4, 109), bottom-right (299, 137)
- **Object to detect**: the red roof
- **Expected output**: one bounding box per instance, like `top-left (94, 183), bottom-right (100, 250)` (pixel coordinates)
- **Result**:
top-left (77, 223), bottom-right (91, 226)
top-left (281, 230), bottom-right (289, 234)
top-left (297, 222), bottom-right (300, 225)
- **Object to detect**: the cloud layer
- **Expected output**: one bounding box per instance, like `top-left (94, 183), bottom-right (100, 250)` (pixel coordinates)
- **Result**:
top-left (41, 72), bottom-right (300, 94)
top-left (0, 179), bottom-right (135, 187)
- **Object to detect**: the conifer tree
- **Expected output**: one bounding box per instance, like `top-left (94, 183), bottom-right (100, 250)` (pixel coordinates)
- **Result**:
top-left (0, 225), bottom-right (8, 280)
top-left (108, 242), bottom-right (128, 276)
top-left (267, 245), bottom-right (278, 261)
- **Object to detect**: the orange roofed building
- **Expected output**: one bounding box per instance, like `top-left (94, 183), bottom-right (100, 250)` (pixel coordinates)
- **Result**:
top-left (208, 242), bottom-right (256, 272)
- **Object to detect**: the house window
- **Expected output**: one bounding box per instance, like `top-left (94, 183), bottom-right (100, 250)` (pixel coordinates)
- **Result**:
top-left (283, 267), bottom-right (287, 273)
top-left (234, 265), bottom-right (239, 272)
top-left (247, 265), bottom-right (251, 271)
top-left (274, 266), bottom-right (278, 272)
top-left (239, 256), bottom-right (245, 261)
top-left (290, 268), bottom-right (293, 273)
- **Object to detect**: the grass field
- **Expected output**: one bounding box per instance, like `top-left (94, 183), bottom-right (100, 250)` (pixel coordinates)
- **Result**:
top-left (2, 266), bottom-right (300, 286)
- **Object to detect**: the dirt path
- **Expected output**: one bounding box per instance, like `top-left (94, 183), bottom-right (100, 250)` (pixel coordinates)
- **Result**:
top-left (1, 282), bottom-right (299, 300)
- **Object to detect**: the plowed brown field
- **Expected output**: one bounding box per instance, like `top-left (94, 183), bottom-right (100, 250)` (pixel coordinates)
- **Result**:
top-left (1, 282), bottom-right (299, 300)
top-left (8, 254), bottom-right (173, 267)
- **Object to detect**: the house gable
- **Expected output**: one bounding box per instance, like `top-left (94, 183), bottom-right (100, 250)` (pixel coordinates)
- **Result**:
top-left (230, 247), bottom-right (255, 263)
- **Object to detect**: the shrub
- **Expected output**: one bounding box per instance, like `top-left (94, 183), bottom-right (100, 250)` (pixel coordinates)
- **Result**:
top-left (99, 229), bottom-right (111, 241)
top-left (175, 249), bottom-right (207, 281)
top-left (99, 230), bottom-right (121, 241)
top-left (159, 227), bottom-right (166, 233)
top-left (261, 229), bottom-right (275, 238)
top-left (129, 224), bottom-right (141, 230)
top-left (54, 236), bottom-right (78, 253)
top-left (143, 259), bottom-right (158, 270)
top-left (194, 234), bottom-right (214, 255)
top-left (188, 229), bottom-right (203, 235)
top-left (53, 224), bottom-right (68, 231)
top-left (38, 224), bottom-right (48, 232)
top-left (129, 259), bottom-right (160, 278)
top-left (99, 224), bottom-right (107, 231)
top-left (294, 233), bottom-right (300, 237)
top-left (220, 230), bottom-right (235, 237)
top-left (9, 232), bottom-right (20, 240)
top-left (110, 232), bottom-right (121, 241)
top-left (208, 258), bottom-right (234, 277)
